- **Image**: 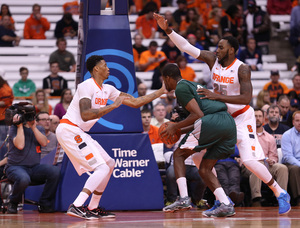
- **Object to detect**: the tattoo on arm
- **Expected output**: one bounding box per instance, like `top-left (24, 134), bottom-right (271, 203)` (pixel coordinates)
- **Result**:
top-left (199, 50), bottom-right (217, 69)
top-left (238, 64), bottom-right (252, 98)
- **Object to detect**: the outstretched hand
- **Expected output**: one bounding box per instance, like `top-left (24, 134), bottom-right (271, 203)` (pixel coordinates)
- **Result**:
top-left (153, 13), bottom-right (169, 31)
top-left (197, 88), bottom-right (219, 100)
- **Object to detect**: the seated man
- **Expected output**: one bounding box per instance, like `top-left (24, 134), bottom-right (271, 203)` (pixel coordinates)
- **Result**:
top-left (239, 37), bottom-right (262, 71)
top-left (150, 102), bottom-right (169, 127)
top-left (5, 104), bottom-right (60, 214)
top-left (141, 109), bottom-right (162, 144)
top-left (281, 110), bottom-right (300, 206)
top-left (12, 67), bottom-right (36, 97)
top-left (0, 15), bottom-right (20, 47)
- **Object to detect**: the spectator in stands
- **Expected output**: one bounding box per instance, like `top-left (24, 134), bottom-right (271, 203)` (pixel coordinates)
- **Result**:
top-left (289, 24), bottom-right (300, 59)
top-left (242, 109), bottom-right (288, 207)
top-left (286, 74), bottom-right (300, 95)
top-left (43, 62), bottom-right (68, 97)
top-left (176, 55), bottom-right (196, 82)
top-left (0, 74), bottom-right (13, 157)
top-left (161, 37), bottom-right (182, 63)
top-left (267, 0), bottom-right (292, 15)
top-left (12, 67), bottom-right (36, 97)
top-left (49, 38), bottom-right (76, 72)
top-left (219, 5), bottom-right (240, 39)
top-left (281, 110), bottom-right (300, 206)
top-left (278, 95), bottom-right (292, 126)
top-left (139, 41), bottom-right (167, 72)
top-left (32, 89), bottom-right (53, 115)
top-left (179, 8), bottom-right (198, 37)
top-left (36, 112), bottom-right (58, 159)
top-left (239, 37), bottom-right (263, 71)
top-left (0, 15), bottom-right (20, 47)
top-left (135, 2), bottom-right (158, 39)
top-left (5, 111), bottom-right (60, 214)
top-left (54, 88), bottom-right (72, 119)
top-left (158, 10), bottom-right (179, 39)
top-left (138, 83), bottom-right (153, 110)
top-left (215, 146), bottom-right (244, 206)
top-left (285, 98), bottom-right (300, 128)
top-left (244, 0), bottom-right (271, 54)
top-left (290, 0), bottom-right (300, 29)
top-left (206, 7), bottom-right (223, 36)
top-left (150, 102), bottom-right (169, 127)
top-left (54, 13), bottom-right (78, 39)
top-left (135, 0), bottom-right (161, 14)
top-left (151, 59), bottom-right (168, 90)
top-left (132, 33), bottom-right (148, 61)
top-left (23, 4), bottom-right (50, 39)
top-left (264, 105), bottom-right (290, 148)
top-left (184, 34), bottom-right (203, 63)
top-left (263, 70), bottom-right (289, 103)
top-left (159, 91), bottom-right (177, 119)
top-left (141, 109), bottom-right (162, 144)
top-left (0, 4), bottom-right (15, 30)
top-left (256, 90), bottom-right (271, 109)
top-left (63, 1), bottom-right (79, 15)
top-left (173, 0), bottom-right (188, 26)
top-left (49, 114), bottom-right (60, 133)
top-left (195, 0), bottom-right (222, 27)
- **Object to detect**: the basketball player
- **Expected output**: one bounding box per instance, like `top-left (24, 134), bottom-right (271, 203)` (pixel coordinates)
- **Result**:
top-left (160, 63), bottom-right (237, 217)
top-left (154, 13), bottom-right (291, 215)
top-left (56, 55), bottom-right (167, 220)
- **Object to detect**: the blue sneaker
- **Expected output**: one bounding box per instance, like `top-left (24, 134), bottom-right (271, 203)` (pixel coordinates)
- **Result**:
top-left (277, 191), bottom-right (291, 215)
top-left (204, 200), bottom-right (220, 213)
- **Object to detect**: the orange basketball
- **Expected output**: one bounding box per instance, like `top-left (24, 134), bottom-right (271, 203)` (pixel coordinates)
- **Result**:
top-left (158, 122), bottom-right (181, 145)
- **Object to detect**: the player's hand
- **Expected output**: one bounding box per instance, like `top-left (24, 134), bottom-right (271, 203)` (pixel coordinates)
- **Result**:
top-left (160, 82), bottom-right (168, 94)
top-left (197, 88), bottom-right (219, 100)
top-left (114, 96), bottom-right (129, 108)
top-left (160, 123), bottom-right (178, 144)
top-left (153, 13), bottom-right (168, 31)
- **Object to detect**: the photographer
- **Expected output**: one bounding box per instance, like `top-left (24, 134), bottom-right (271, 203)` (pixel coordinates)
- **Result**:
top-left (5, 107), bottom-right (60, 214)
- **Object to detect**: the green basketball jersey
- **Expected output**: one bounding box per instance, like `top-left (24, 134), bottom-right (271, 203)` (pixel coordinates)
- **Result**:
top-left (175, 79), bottom-right (227, 115)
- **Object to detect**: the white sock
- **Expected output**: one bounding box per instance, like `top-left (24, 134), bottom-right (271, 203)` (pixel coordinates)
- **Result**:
top-left (269, 180), bottom-right (284, 198)
top-left (176, 177), bottom-right (188, 198)
top-left (88, 193), bottom-right (102, 210)
top-left (214, 188), bottom-right (230, 205)
top-left (73, 192), bottom-right (89, 207)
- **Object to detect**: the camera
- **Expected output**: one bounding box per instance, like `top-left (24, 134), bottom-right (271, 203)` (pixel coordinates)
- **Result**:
top-left (171, 104), bottom-right (189, 122)
top-left (5, 102), bottom-right (36, 126)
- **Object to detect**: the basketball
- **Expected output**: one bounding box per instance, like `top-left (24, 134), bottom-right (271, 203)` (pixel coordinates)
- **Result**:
top-left (158, 122), bottom-right (181, 145)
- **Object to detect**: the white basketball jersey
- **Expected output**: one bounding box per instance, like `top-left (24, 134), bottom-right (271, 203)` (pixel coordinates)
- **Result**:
top-left (210, 58), bottom-right (246, 114)
top-left (63, 78), bottom-right (121, 131)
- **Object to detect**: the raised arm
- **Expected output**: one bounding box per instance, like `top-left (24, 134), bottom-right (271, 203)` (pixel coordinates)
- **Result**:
top-left (80, 96), bottom-right (129, 122)
top-left (153, 13), bottom-right (216, 70)
top-left (121, 86), bottom-right (167, 108)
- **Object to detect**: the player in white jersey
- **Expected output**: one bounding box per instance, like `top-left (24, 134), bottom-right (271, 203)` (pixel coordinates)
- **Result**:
top-left (56, 55), bottom-right (167, 220)
top-left (154, 13), bottom-right (291, 215)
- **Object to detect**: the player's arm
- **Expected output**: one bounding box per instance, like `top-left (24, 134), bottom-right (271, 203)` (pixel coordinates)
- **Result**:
top-left (121, 86), bottom-right (167, 108)
top-left (198, 64), bottom-right (253, 105)
top-left (79, 96), bottom-right (128, 122)
top-left (153, 13), bottom-right (216, 69)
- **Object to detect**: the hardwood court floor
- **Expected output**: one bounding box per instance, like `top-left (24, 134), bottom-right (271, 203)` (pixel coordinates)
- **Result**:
top-left (0, 206), bottom-right (299, 228)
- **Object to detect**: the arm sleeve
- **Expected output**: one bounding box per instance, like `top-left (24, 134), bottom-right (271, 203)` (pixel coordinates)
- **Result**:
top-left (168, 30), bottom-right (201, 59)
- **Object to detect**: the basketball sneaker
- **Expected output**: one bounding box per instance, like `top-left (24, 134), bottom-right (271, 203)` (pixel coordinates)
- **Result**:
top-left (67, 204), bottom-right (98, 220)
top-left (163, 196), bottom-right (192, 213)
top-left (89, 206), bottom-right (116, 218)
top-left (202, 200), bottom-right (220, 216)
top-left (277, 190), bottom-right (291, 215)
top-left (203, 203), bottom-right (235, 218)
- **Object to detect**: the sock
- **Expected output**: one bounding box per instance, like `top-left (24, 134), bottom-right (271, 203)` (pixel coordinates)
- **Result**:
top-left (268, 180), bottom-right (284, 198)
top-left (73, 192), bottom-right (90, 207)
top-left (88, 193), bottom-right (102, 210)
top-left (214, 188), bottom-right (230, 205)
top-left (176, 177), bottom-right (188, 198)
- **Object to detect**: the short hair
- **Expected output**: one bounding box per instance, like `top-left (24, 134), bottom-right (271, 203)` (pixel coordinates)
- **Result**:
top-left (86, 55), bottom-right (105, 73)
top-left (161, 63), bottom-right (182, 80)
top-left (56, 37), bottom-right (67, 46)
top-left (141, 109), bottom-right (152, 115)
top-left (254, 108), bottom-right (264, 116)
top-left (292, 110), bottom-right (300, 120)
top-left (221, 36), bottom-right (239, 53)
top-left (36, 111), bottom-right (49, 121)
top-left (292, 73), bottom-right (300, 80)
top-left (267, 104), bottom-right (281, 115)
top-left (149, 41), bottom-right (158, 47)
top-left (50, 61), bottom-right (59, 66)
top-left (19, 67), bottom-right (28, 73)
top-left (154, 102), bottom-right (166, 110)
top-left (32, 4), bottom-right (41, 11)
top-left (278, 94), bottom-right (289, 103)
